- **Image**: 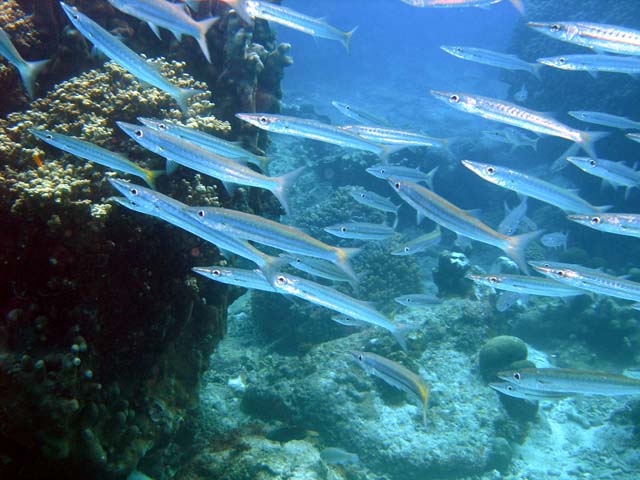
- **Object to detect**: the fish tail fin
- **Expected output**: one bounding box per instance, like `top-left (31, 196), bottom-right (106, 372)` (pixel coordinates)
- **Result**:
top-left (505, 229), bottom-right (544, 274)
top-left (391, 322), bottom-right (419, 353)
top-left (425, 165), bottom-right (439, 190)
top-left (509, 0), bottom-right (526, 14)
top-left (577, 131), bottom-right (608, 159)
top-left (273, 166), bottom-right (305, 215)
top-left (196, 16), bottom-right (219, 63)
top-left (175, 87), bottom-right (204, 116)
top-left (343, 25), bottom-right (358, 53)
top-left (379, 144), bottom-right (403, 163)
top-left (335, 247), bottom-right (361, 284)
top-left (258, 254), bottom-right (290, 283)
top-left (257, 155), bottom-right (271, 172)
top-left (532, 136), bottom-right (540, 151)
top-left (18, 58), bottom-right (50, 99)
top-left (144, 169), bottom-right (164, 189)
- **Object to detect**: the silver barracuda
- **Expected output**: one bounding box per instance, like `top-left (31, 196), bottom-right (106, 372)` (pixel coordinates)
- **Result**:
top-left (285, 255), bottom-right (356, 287)
top-left (324, 222), bottom-right (395, 241)
top-left (466, 273), bottom-right (584, 298)
top-left (391, 226), bottom-right (441, 256)
top-left (138, 118), bottom-right (270, 171)
top-left (183, 206), bottom-right (360, 282)
top-left (30, 129), bottom-right (162, 188)
top-left (440, 45), bottom-right (541, 78)
top-left (498, 367), bottom-right (640, 396)
top-left (431, 90), bottom-right (606, 158)
top-left (566, 156), bottom-right (640, 197)
top-left (537, 54), bottom-right (640, 77)
top-left (567, 213), bottom-right (640, 239)
top-left (489, 382), bottom-right (570, 401)
top-left (401, 0), bottom-right (524, 14)
top-left (108, 179), bottom-right (280, 275)
top-left (568, 111), bottom-right (640, 130)
top-left (192, 266), bottom-right (277, 292)
top-left (220, 0), bottom-right (357, 51)
top-left (367, 164), bottom-right (439, 189)
top-left (107, 0), bottom-right (218, 62)
top-left (387, 177), bottom-right (541, 273)
top-left (349, 189), bottom-right (399, 215)
top-left (268, 272), bottom-right (408, 350)
top-left (340, 125), bottom-right (449, 153)
top-left (0, 28), bottom-right (49, 98)
top-left (236, 113), bottom-right (389, 157)
top-left (60, 2), bottom-right (202, 115)
top-left (117, 122), bottom-right (303, 214)
top-left (530, 261), bottom-right (640, 303)
top-left (528, 21), bottom-right (640, 56)
top-left (350, 351), bottom-right (429, 426)
top-left (394, 294), bottom-right (442, 308)
top-left (330, 314), bottom-right (367, 328)
top-left (461, 160), bottom-right (611, 214)
top-left (498, 197), bottom-right (528, 236)
top-left (332, 101), bottom-right (390, 126)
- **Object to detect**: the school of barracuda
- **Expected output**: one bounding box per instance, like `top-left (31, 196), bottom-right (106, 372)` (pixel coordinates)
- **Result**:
top-left (5, 0), bottom-right (640, 429)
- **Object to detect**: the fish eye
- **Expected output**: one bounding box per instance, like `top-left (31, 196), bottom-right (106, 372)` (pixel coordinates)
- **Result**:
top-left (486, 166), bottom-right (495, 174)
top-left (73, 14), bottom-right (79, 20)
top-left (358, 354), bottom-right (363, 361)
top-left (360, 193), bottom-right (366, 198)
top-left (455, 47), bottom-right (463, 52)
top-left (130, 188), bottom-right (139, 196)
top-left (557, 270), bottom-right (565, 277)
top-left (550, 24), bottom-right (560, 32)
top-left (346, 105), bottom-right (351, 110)
top-left (449, 94), bottom-right (460, 103)
top-left (513, 372), bottom-right (521, 381)
top-left (589, 160), bottom-right (596, 167)
top-left (590, 216), bottom-right (601, 225)
top-left (558, 57), bottom-right (566, 64)
top-left (135, 129), bottom-right (144, 138)
top-left (259, 116), bottom-right (267, 124)
top-left (197, 209), bottom-right (205, 218)
top-left (394, 182), bottom-right (401, 189)
top-left (158, 123), bottom-right (166, 130)
top-left (489, 276), bottom-right (498, 283)
top-left (340, 226), bottom-right (348, 233)
top-left (212, 269), bottom-right (221, 277)
top-left (404, 247), bottom-right (410, 253)
top-left (45, 134), bottom-right (53, 140)
top-left (276, 275), bottom-right (286, 285)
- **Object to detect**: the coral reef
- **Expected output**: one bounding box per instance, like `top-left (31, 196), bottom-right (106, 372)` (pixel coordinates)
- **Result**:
top-left (432, 250), bottom-right (474, 298)
top-left (478, 335), bottom-right (528, 381)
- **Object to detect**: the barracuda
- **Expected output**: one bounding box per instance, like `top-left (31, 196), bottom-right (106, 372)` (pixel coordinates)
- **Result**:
top-left (489, 382), bottom-right (570, 401)
top-left (349, 189), bottom-right (400, 215)
top-left (461, 160), bottom-right (611, 214)
top-left (268, 272), bottom-right (408, 351)
top-left (530, 261), bottom-right (640, 303)
top-left (498, 367), bottom-right (640, 396)
top-left (324, 222), bottom-right (395, 241)
top-left (466, 273), bottom-right (584, 298)
top-left (568, 111), bottom-right (640, 130)
top-left (331, 101), bottom-right (390, 126)
top-left (0, 28), bottom-right (49, 98)
top-left (59, 2), bottom-right (202, 115)
top-left (117, 122), bottom-right (303, 215)
top-left (192, 266), bottom-right (277, 292)
top-left (350, 351), bottom-right (429, 426)
top-left (440, 45), bottom-right (541, 78)
top-left (528, 21), bottom-right (640, 56)
top-left (107, 0), bottom-right (218, 62)
top-left (391, 226), bottom-right (441, 256)
top-left (367, 164), bottom-right (439, 189)
top-left (538, 54), bottom-right (640, 77)
top-left (285, 255), bottom-right (356, 287)
top-left (340, 125), bottom-right (449, 152)
top-left (567, 213), bottom-right (640, 239)
top-left (394, 294), bottom-right (442, 307)
top-left (402, 0), bottom-right (524, 14)
top-left (387, 177), bottom-right (541, 273)
top-left (431, 90), bottom-right (606, 158)
top-left (30, 129), bottom-right (163, 188)
top-left (566, 156), bottom-right (640, 198)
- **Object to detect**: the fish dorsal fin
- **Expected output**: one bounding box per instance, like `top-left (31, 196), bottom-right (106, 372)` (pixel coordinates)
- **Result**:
top-left (147, 22), bottom-right (162, 39)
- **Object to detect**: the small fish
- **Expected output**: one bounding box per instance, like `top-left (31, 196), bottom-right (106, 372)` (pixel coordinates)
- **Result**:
top-left (220, 0), bottom-right (357, 51)
top-left (568, 111), bottom-right (640, 130)
top-left (401, 0), bottom-right (524, 14)
top-left (540, 231), bottom-right (569, 250)
top-left (496, 291), bottom-right (525, 312)
top-left (340, 125), bottom-right (449, 153)
top-left (387, 177), bottom-right (541, 273)
top-left (513, 84), bottom-right (528, 103)
top-left (482, 129), bottom-right (539, 152)
top-left (567, 213), bottom-right (640, 239)
top-left (192, 266), bottom-right (277, 292)
top-left (467, 273), bottom-right (584, 298)
top-left (350, 350), bottom-right (429, 426)
top-left (117, 122), bottom-right (304, 214)
top-left (60, 2), bottom-right (202, 114)
top-left (394, 294), bottom-right (441, 308)
top-left (325, 222), bottom-right (395, 241)
top-left (490, 382), bottom-right (570, 402)
top-left (530, 261), bottom-right (640, 303)
top-left (537, 54), bottom-right (640, 77)
top-left (566, 156), bottom-right (640, 198)
top-left (107, 0), bottom-right (218, 62)
top-left (431, 90), bottom-right (606, 158)
top-left (30, 129), bottom-right (162, 188)
top-left (366, 164), bottom-right (439, 189)
top-left (498, 367), bottom-right (640, 396)
top-left (236, 113), bottom-right (389, 158)
top-left (528, 21), bottom-right (640, 56)
top-left (391, 226), bottom-right (441, 256)
top-left (349, 189), bottom-right (399, 214)
top-left (461, 160), bottom-right (612, 214)
top-left (269, 273), bottom-right (408, 350)
top-left (0, 28), bottom-right (50, 98)
top-left (332, 101), bottom-right (390, 126)
top-left (320, 447), bottom-right (360, 466)
top-left (440, 45), bottom-right (541, 79)
top-left (497, 197), bottom-right (528, 236)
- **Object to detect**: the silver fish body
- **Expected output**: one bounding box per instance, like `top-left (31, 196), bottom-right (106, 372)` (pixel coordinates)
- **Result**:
top-left (60, 2), bottom-right (202, 114)
top-left (567, 213), bottom-right (640, 239)
top-left (367, 164), bottom-right (439, 189)
top-left (461, 160), bottom-right (610, 214)
top-left (490, 382), bottom-right (570, 401)
top-left (285, 255), bottom-right (355, 286)
top-left (320, 448), bottom-right (360, 466)
top-left (325, 222), bottom-right (395, 241)
top-left (192, 266), bottom-right (277, 292)
top-left (349, 189), bottom-right (399, 214)
top-left (391, 227), bottom-right (441, 256)
top-left (332, 101), bottom-right (389, 126)
top-left (627, 133), bottom-right (640, 144)
top-left (0, 28), bottom-right (49, 98)
top-left (441, 45), bottom-right (541, 78)
top-left (567, 156), bottom-right (640, 192)
top-left (538, 54), bottom-right (640, 76)
top-left (402, 0), bottom-right (524, 14)
top-left (568, 111), bottom-right (640, 130)
top-left (498, 197), bottom-right (528, 236)
top-left (540, 232), bottom-right (569, 249)
top-left (467, 273), bottom-right (583, 297)
top-left (483, 129), bottom-right (539, 152)
top-left (340, 125), bottom-right (448, 151)
top-left (394, 294), bottom-right (442, 307)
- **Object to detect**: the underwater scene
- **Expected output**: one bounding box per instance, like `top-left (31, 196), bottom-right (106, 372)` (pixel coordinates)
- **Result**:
top-left (3, 0), bottom-right (640, 479)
